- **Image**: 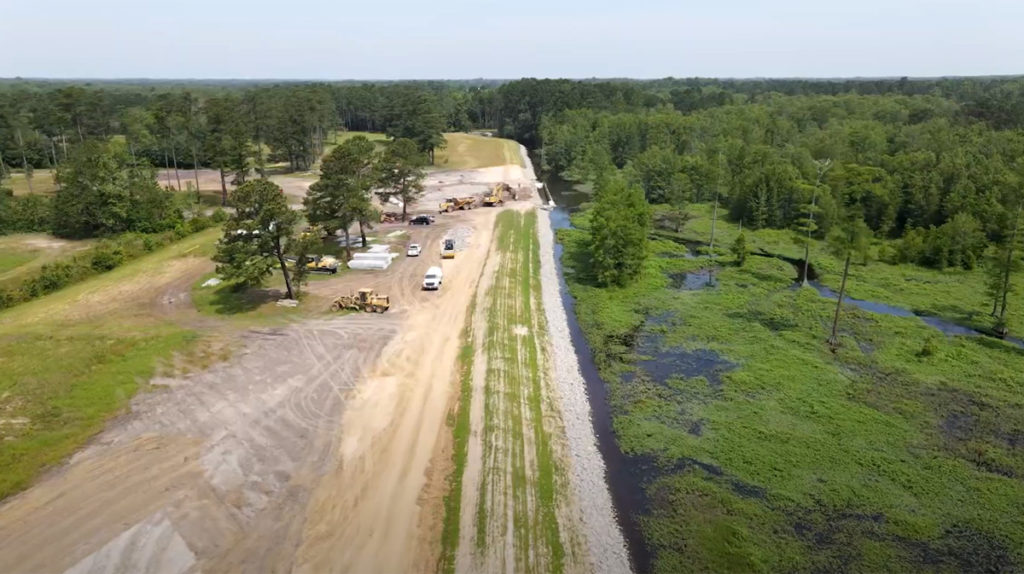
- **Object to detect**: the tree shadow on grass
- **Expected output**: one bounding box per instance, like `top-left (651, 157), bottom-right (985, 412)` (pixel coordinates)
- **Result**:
top-left (205, 284), bottom-right (282, 315)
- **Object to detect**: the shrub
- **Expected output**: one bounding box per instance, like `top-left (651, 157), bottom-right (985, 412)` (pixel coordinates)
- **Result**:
top-left (90, 245), bottom-right (125, 271)
top-left (0, 288), bottom-right (20, 310)
top-left (21, 260), bottom-right (90, 298)
top-left (211, 208), bottom-right (229, 223)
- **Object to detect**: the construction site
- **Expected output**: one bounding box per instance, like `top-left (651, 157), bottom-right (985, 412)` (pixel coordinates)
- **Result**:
top-left (0, 141), bottom-right (627, 574)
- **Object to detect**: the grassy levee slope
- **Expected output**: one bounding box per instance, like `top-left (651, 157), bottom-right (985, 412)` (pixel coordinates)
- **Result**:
top-left (445, 210), bottom-right (573, 574)
top-left (560, 208), bottom-right (1024, 573)
top-left (0, 228), bottom-right (220, 500)
top-left (434, 133), bottom-right (524, 171)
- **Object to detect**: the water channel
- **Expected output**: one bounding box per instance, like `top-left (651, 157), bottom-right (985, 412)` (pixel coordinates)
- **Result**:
top-left (540, 171), bottom-right (654, 573)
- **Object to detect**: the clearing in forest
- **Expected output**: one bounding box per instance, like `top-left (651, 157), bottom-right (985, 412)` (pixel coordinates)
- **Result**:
top-left (434, 133), bottom-right (524, 171)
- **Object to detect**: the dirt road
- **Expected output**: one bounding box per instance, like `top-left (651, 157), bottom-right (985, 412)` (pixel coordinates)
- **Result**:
top-left (0, 165), bottom-right (522, 573)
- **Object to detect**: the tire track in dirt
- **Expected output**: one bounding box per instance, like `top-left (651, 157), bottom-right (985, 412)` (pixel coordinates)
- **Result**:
top-left (291, 207), bottom-right (500, 574)
top-left (0, 315), bottom-right (399, 574)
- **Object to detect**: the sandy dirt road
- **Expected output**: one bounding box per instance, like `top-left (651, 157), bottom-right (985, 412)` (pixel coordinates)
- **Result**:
top-left (0, 165), bottom-right (527, 574)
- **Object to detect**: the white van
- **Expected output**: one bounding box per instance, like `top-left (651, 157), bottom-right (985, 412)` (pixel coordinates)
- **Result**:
top-left (423, 266), bottom-right (443, 290)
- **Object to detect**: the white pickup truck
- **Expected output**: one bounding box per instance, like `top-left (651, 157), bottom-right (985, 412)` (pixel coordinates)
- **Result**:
top-left (422, 266), bottom-right (443, 290)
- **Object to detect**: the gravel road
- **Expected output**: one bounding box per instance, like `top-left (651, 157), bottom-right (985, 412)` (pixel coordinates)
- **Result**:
top-left (535, 174), bottom-right (633, 574)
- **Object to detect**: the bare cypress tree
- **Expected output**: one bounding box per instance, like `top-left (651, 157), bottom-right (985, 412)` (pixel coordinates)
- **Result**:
top-left (709, 152), bottom-right (723, 255)
top-left (171, 144), bottom-right (182, 191)
top-left (827, 216), bottom-right (871, 352)
top-left (16, 129), bottom-right (33, 194)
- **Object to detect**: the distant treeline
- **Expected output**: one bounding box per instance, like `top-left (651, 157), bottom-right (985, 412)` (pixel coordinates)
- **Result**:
top-left (3, 76), bottom-right (1023, 173)
top-left (4, 76), bottom-right (1024, 256)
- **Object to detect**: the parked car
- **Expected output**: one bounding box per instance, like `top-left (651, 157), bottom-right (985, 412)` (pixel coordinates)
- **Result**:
top-left (407, 243), bottom-right (421, 257)
top-left (409, 215), bottom-right (433, 225)
top-left (422, 266), bottom-right (443, 290)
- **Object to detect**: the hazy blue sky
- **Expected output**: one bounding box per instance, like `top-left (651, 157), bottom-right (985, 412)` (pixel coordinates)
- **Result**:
top-left (4, 0), bottom-right (1023, 79)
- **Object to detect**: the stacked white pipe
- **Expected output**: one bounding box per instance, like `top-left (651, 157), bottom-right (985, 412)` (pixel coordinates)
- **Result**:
top-left (347, 244), bottom-right (398, 270)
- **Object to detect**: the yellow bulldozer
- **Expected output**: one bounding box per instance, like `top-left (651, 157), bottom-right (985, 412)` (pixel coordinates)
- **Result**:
top-left (482, 183), bottom-right (512, 206)
top-left (332, 288), bottom-right (391, 313)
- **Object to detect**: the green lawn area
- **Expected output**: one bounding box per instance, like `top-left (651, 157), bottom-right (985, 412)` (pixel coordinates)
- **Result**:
top-left (433, 133), bottom-right (523, 170)
top-left (0, 252), bottom-right (33, 275)
top-left (561, 207), bottom-right (1024, 572)
top-left (5, 170), bottom-right (58, 196)
top-left (0, 234), bottom-right (94, 290)
top-left (0, 229), bottom-right (224, 501)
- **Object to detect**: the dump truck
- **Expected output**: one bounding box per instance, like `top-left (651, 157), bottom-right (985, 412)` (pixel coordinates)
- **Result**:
top-left (439, 196), bottom-right (477, 213)
top-left (331, 288), bottom-right (391, 313)
top-left (482, 183), bottom-right (511, 207)
top-left (441, 238), bottom-right (456, 259)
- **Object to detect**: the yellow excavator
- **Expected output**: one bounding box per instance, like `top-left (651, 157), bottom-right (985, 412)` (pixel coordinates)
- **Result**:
top-left (332, 288), bottom-right (391, 313)
top-left (482, 183), bottom-right (512, 206)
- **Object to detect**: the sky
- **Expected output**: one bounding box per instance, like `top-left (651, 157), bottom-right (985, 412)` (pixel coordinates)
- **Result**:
top-left (3, 0), bottom-right (1023, 79)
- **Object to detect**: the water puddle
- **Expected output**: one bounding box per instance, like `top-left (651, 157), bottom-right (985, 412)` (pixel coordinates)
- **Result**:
top-left (629, 328), bottom-right (735, 389)
top-left (668, 269), bottom-right (718, 290)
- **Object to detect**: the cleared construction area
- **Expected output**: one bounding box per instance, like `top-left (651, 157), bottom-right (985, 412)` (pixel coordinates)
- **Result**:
top-left (0, 140), bottom-right (625, 574)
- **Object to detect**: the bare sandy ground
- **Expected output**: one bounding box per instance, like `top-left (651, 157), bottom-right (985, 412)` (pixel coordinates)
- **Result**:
top-left (0, 167), bottom-right (520, 574)
top-left (156, 168), bottom-right (314, 201)
top-left (0, 160), bottom-right (584, 574)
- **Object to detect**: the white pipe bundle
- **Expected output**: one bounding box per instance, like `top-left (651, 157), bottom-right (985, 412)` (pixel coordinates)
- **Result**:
top-left (352, 252), bottom-right (396, 261)
top-left (348, 250), bottom-right (397, 270)
top-left (348, 259), bottom-right (392, 270)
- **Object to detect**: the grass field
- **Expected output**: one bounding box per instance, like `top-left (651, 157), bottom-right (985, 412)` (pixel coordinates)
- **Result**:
top-left (0, 234), bottom-right (94, 290)
top-left (560, 207), bottom-right (1024, 572)
top-left (5, 171), bottom-right (58, 196)
top-left (0, 252), bottom-right (33, 275)
top-left (0, 229), bottom-right (222, 500)
top-left (433, 133), bottom-right (523, 171)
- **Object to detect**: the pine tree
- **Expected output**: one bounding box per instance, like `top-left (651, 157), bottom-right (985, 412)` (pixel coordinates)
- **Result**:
top-left (215, 180), bottom-right (299, 299)
top-left (985, 204), bottom-right (1022, 335)
top-left (731, 232), bottom-right (748, 266)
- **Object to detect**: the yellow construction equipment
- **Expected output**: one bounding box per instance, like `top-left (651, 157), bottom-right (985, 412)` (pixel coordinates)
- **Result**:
top-left (305, 255), bottom-right (339, 274)
top-left (482, 183), bottom-right (511, 206)
top-left (441, 238), bottom-right (456, 259)
top-left (439, 196), bottom-right (477, 213)
top-left (331, 288), bottom-right (391, 313)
